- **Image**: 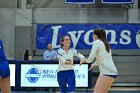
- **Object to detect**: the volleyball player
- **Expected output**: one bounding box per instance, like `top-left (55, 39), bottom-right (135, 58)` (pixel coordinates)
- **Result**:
top-left (80, 29), bottom-right (118, 93)
top-left (0, 39), bottom-right (11, 93)
top-left (57, 35), bottom-right (85, 93)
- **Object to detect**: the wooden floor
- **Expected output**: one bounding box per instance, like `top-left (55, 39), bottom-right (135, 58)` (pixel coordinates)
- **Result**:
top-left (1, 87), bottom-right (140, 93)
top-left (0, 91), bottom-right (140, 93)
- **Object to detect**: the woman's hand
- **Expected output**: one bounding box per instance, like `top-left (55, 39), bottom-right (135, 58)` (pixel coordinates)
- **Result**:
top-left (65, 61), bottom-right (73, 65)
top-left (80, 59), bottom-right (87, 65)
top-left (88, 63), bottom-right (97, 71)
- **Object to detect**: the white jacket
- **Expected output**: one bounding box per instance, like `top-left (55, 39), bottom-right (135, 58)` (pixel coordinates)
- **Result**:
top-left (87, 40), bottom-right (118, 75)
top-left (57, 48), bottom-right (85, 72)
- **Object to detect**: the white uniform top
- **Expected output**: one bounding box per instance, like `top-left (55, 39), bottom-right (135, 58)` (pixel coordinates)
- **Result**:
top-left (57, 48), bottom-right (85, 72)
top-left (87, 40), bottom-right (118, 75)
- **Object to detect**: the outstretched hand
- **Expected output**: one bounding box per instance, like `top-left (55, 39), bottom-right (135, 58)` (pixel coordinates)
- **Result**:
top-left (80, 59), bottom-right (86, 66)
top-left (88, 63), bottom-right (97, 71)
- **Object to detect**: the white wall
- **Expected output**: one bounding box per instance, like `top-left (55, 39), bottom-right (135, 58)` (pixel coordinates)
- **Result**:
top-left (0, 8), bottom-right (15, 59)
top-left (34, 8), bottom-right (127, 23)
top-left (15, 8), bottom-right (140, 24)
top-left (0, 0), bottom-right (16, 8)
top-left (16, 9), bottom-right (32, 26)
top-left (128, 9), bottom-right (140, 23)
top-left (15, 8), bottom-right (139, 24)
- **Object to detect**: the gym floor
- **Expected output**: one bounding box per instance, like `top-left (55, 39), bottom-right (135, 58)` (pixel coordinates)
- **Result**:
top-left (1, 87), bottom-right (140, 93)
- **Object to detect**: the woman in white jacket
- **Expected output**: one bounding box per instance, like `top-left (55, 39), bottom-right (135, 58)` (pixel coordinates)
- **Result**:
top-left (80, 29), bottom-right (118, 93)
top-left (57, 35), bottom-right (85, 93)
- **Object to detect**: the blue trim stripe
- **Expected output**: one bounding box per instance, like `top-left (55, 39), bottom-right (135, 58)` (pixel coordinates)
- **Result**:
top-left (57, 50), bottom-right (63, 57)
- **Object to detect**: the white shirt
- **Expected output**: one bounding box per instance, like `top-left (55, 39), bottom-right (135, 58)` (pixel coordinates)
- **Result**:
top-left (57, 48), bottom-right (85, 72)
top-left (87, 40), bottom-right (118, 75)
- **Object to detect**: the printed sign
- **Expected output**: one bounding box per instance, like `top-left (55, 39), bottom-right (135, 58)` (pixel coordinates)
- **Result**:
top-left (20, 64), bottom-right (88, 87)
top-left (36, 24), bottom-right (140, 49)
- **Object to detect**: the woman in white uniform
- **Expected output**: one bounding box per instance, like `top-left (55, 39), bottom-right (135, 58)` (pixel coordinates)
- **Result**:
top-left (57, 35), bottom-right (85, 93)
top-left (80, 29), bottom-right (118, 93)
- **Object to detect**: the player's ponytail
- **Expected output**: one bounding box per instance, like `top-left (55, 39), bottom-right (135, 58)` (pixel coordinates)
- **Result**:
top-left (100, 29), bottom-right (110, 53)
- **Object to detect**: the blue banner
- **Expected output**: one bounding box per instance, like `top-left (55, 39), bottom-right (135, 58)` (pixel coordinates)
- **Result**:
top-left (36, 24), bottom-right (140, 49)
top-left (65, 0), bottom-right (95, 4)
top-left (102, 0), bottom-right (133, 4)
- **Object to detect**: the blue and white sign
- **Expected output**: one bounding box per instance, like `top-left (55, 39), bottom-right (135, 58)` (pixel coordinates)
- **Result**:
top-left (136, 31), bottom-right (140, 48)
top-left (25, 68), bottom-right (41, 83)
top-left (36, 24), bottom-right (140, 49)
top-left (21, 64), bottom-right (88, 87)
top-left (102, 0), bottom-right (133, 4)
top-left (65, 0), bottom-right (95, 4)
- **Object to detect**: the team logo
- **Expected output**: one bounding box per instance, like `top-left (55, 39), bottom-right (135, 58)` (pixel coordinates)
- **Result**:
top-left (25, 68), bottom-right (41, 83)
top-left (136, 30), bottom-right (140, 48)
